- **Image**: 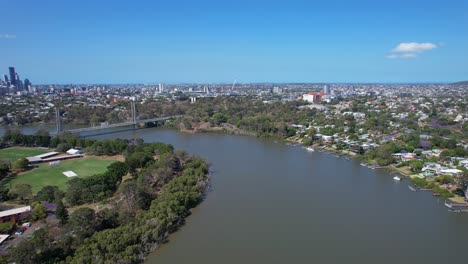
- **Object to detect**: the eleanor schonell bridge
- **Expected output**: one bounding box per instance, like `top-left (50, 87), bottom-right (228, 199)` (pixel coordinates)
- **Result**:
top-left (51, 101), bottom-right (182, 136)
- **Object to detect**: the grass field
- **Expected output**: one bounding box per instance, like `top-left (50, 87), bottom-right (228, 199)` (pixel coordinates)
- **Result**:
top-left (0, 147), bottom-right (50, 163)
top-left (9, 157), bottom-right (116, 193)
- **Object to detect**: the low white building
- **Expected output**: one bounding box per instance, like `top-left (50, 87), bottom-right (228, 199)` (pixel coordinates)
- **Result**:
top-left (67, 148), bottom-right (83, 155)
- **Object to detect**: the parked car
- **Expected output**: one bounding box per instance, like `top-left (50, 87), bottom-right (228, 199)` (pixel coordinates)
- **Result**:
top-left (22, 222), bottom-right (31, 227)
top-left (15, 229), bottom-right (24, 235)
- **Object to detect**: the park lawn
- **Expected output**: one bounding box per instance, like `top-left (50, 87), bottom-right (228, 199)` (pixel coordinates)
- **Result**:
top-left (10, 157), bottom-right (116, 193)
top-left (0, 147), bottom-right (50, 163)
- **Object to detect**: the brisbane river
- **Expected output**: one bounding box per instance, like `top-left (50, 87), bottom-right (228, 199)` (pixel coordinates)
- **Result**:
top-left (4, 126), bottom-right (468, 263)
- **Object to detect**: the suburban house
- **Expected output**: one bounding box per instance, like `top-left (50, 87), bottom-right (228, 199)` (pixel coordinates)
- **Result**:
top-left (421, 149), bottom-right (442, 157)
top-left (402, 153), bottom-right (417, 161)
top-left (440, 168), bottom-right (463, 177)
top-left (422, 162), bottom-right (442, 174)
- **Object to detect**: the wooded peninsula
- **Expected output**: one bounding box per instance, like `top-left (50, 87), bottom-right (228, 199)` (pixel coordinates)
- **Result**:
top-left (0, 132), bottom-right (210, 263)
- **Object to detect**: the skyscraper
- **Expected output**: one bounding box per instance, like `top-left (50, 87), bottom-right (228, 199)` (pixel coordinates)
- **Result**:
top-left (24, 78), bottom-right (31, 91)
top-left (15, 73), bottom-right (21, 90)
top-left (3, 75), bottom-right (8, 84)
top-left (9, 67), bottom-right (16, 87)
top-left (323, 85), bottom-right (329, 94)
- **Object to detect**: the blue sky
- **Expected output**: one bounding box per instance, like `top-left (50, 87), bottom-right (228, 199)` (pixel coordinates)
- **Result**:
top-left (1, 0), bottom-right (467, 84)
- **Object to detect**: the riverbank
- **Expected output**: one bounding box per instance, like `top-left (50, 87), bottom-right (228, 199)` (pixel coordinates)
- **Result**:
top-left (66, 156), bottom-right (211, 263)
top-left (139, 127), bottom-right (468, 264)
top-left (280, 132), bottom-right (468, 205)
top-left (180, 123), bottom-right (258, 137)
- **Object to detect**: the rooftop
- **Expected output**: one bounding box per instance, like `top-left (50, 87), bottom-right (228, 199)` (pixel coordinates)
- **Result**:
top-left (0, 206), bottom-right (31, 218)
top-left (0, 235), bottom-right (9, 244)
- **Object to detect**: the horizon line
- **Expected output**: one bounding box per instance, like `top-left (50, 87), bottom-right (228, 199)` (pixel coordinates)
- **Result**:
top-left (31, 81), bottom-right (462, 86)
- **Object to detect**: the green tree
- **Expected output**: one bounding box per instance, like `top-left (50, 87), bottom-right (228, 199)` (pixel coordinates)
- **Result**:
top-left (408, 160), bottom-right (424, 173)
top-left (36, 185), bottom-right (64, 202)
top-left (68, 208), bottom-right (98, 241)
top-left (348, 133), bottom-right (359, 141)
top-left (8, 227), bottom-right (59, 264)
top-left (9, 238), bottom-right (37, 264)
top-left (56, 200), bottom-right (69, 225)
top-left (34, 129), bottom-right (51, 147)
top-left (0, 222), bottom-right (14, 233)
top-left (9, 183), bottom-right (33, 201)
top-left (119, 180), bottom-right (138, 211)
top-left (56, 143), bottom-right (72, 152)
top-left (125, 151), bottom-right (153, 174)
top-left (13, 158), bottom-right (29, 171)
top-left (286, 127), bottom-right (297, 138)
top-left (31, 202), bottom-right (47, 220)
top-left (211, 113), bottom-right (228, 125)
top-left (65, 178), bottom-right (85, 205)
top-left (367, 143), bottom-right (398, 166)
top-left (0, 162), bottom-right (9, 179)
top-left (106, 162), bottom-right (129, 182)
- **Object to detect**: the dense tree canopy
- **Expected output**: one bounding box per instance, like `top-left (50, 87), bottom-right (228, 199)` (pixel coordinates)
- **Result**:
top-left (7, 136), bottom-right (209, 263)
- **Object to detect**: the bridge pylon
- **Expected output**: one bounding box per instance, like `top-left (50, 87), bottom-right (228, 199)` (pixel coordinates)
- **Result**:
top-left (56, 107), bottom-right (62, 134)
top-left (131, 101), bottom-right (137, 128)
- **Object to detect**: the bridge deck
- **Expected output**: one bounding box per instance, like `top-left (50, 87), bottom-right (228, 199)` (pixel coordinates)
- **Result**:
top-left (51, 115), bottom-right (182, 135)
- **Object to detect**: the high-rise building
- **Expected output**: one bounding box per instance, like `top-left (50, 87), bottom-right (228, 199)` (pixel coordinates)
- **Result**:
top-left (9, 67), bottom-right (16, 87)
top-left (17, 80), bottom-right (24, 91)
top-left (323, 85), bottom-right (329, 94)
top-left (15, 73), bottom-right (22, 90)
top-left (273, 86), bottom-right (283, 94)
top-left (24, 78), bottom-right (31, 90)
top-left (3, 74), bottom-right (8, 84)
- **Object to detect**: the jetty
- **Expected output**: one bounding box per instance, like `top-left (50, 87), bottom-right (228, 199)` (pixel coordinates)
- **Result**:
top-left (448, 209), bottom-right (468, 213)
top-left (444, 201), bottom-right (468, 209)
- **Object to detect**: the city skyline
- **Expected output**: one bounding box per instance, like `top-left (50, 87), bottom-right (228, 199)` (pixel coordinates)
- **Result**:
top-left (1, 0), bottom-right (467, 83)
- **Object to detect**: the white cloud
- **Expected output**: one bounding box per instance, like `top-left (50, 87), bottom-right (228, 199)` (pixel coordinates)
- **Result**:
top-left (387, 42), bottom-right (437, 59)
top-left (392, 42), bottom-right (437, 53)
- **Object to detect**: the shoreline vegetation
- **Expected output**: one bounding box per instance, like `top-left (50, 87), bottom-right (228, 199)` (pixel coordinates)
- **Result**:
top-left (0, 132), bottom-right (210, 263)
top-left (177, 122), bottom-right (468, 204)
